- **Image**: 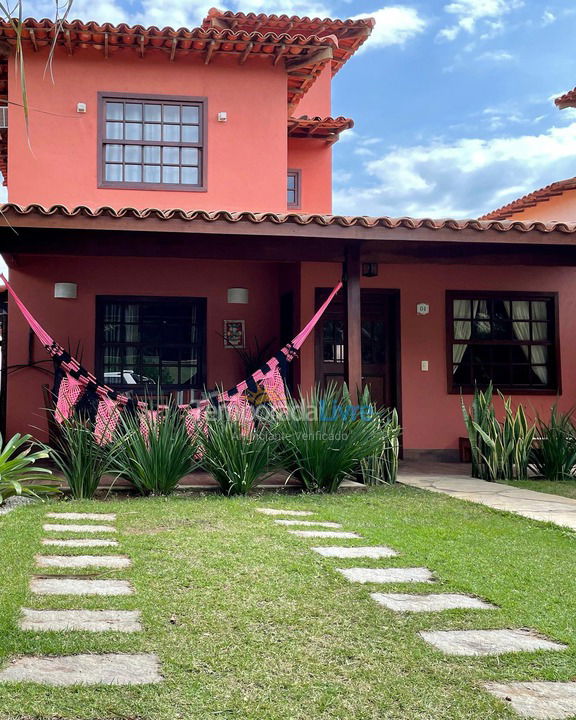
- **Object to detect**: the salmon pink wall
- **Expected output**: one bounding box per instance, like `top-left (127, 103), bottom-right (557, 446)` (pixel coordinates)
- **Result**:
top-left (294, 64), bottom-right (332, 117)
top-left (507, 190), bottom-right (576, 222)
top-left (8, 47), bottom-right (288, 212)
top-left (6, 256), bottom-right (282, 438)
top-left (287, 138), bottom-right (332, 214)
top-left (299, 261), bottom-right (576, 452)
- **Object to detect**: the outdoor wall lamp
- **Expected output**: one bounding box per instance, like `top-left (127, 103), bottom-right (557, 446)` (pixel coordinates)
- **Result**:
top-left (54, 282), bottom-right (77, 299)
top-left (227, 287), bottom-right (249, 304)
top-left (362, 262), bottom-right (379, 278)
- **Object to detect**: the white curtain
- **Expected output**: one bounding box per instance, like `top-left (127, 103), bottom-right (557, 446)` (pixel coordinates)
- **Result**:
top-left (511, 300), bottom-right (548, 385)
top-left (452, 300), bottom-right (478, 373)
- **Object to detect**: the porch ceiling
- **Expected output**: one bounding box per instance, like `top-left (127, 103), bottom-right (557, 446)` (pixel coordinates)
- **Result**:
top-left (2, 203), bottom-right (576, 266)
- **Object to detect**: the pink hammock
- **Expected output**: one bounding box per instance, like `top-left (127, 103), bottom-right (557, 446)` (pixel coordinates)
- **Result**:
top-left (1, 274), bottom-right (342, 439)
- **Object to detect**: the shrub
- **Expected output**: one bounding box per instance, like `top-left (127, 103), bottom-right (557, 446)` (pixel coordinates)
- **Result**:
top-left (359, 406), bottom-right (401, 485)
top-left (0, 433), bottom-right (59, 504)
top-left (274, 383), bottom-right (384, 493)
top-left (49, 414), bottom-right (124, 499)
top-left (117, 403), bottom-right (199, 496)
top-left (201, 414), bottom-right (275, 495)
top-left (530, 406), bottom-right (576, 481)
top-left (461, 384), bottom-right (496, 480)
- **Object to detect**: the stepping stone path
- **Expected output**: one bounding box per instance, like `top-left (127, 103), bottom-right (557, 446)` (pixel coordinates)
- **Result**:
top-left (288, 530), bottom-right (361, 539)
top-left (337, 567), bottom-right (435, 584)
top-left (256, 508), bottom-right (315, 516)
top-left (20, 608), bottom-right (142, 632)
top-left (36, 554), bottom-right (131, 569)
top-left (485, 682), bottom-right (576, 719)
top-left (0, 653), bottom-right (161, 685)
top-left (312, 546), bottom-right (398, 558)
top-left (43, 523), bottom-right (116, 534)
top-left (262, 505), bottom-right (570, 717)
top-left (274, 520), bottom-right (342, 528)
top-left (371, 592), bottom-right (496, 613)
top-left (0, 509), bottom-right (163, 687)
top-left (420, 629), bottom-right (566, 656)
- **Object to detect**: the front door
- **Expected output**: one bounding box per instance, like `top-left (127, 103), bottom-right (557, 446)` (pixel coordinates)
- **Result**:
top-left (315, 288), bottom-right (400, 409)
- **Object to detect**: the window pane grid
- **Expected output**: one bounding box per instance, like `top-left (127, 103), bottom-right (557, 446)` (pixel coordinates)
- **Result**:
top-left (450, 294), bottom-right (556, 391)
top-left (102, 97), bottom-right (203, 188)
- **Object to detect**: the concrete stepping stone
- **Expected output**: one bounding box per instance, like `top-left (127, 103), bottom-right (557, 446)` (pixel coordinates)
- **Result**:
top-left (45, 512), bottom-right (116, 521)
top-left (257, 508), bottom-right (315, 516)
top-left (36, 555), bottom-right (130, 569)
top-left (42, 538), bottom-right (119, 548)
top-left (289, 530), bottom-right (361, 539)
top-left (0, 653), bottom-right (161, 685)
top-left (312, 546), bottom-right (398, 558)
top-left (420, 629), bottom-right (566, 656)
top-left (485, 681), bottom-right (576, 719)
top-left (20, 608), bottom-right (142, 633)
top-left (337, 567), bottom-right (434, 584)
top-left (275, 520), bottom-right (342, 528)
top-left (31, 577), bottom-right (133, 596)
top-left (43, 523), bottom-right (116, 534)
top-left (371, 592), bottom-right (496, 612)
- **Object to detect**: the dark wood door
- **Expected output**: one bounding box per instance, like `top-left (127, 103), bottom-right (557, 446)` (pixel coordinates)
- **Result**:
top-left (315, 288), bottom-right (400, 408)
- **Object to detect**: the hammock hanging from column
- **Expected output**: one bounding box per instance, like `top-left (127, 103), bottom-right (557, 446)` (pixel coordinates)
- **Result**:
top-left (1, 274), bottom-right (342, 441)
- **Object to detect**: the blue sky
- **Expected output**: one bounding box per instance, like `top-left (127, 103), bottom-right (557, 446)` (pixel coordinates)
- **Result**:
top-left (17, 0), bottom-right (576, 218)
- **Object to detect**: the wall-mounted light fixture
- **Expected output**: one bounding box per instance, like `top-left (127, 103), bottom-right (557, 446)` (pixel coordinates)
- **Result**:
top-left (362, 262), bottom-right (379, 278)
top-left (227, 287), bottom-right (248, 304)
top-left (54, 282), bottom-right (77, 299)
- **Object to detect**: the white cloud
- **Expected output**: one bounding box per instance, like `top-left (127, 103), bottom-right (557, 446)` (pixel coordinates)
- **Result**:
top-left (351, 6), bottom-right (427, 50)
top-left (438, 0), bottom-right (524, 41)
top-left (542, 10), bottom-right (556, 25)
top-left (476, 50), bottom-right (514, 62)
top-left (333, 122), bottom-right (576, 218)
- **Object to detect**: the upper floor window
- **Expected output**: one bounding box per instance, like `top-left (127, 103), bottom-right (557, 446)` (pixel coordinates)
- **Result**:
top-left (99, 93), bottom-right (206, 191)
top-left (447, 291), bottom-right (559, 394)
top-left (287, 169), bottom-right (301, 208)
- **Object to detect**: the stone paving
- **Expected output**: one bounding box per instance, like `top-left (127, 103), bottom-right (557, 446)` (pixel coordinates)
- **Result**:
top-left (256, 508), bottom-right (315, 516)
top-left (258, 504), bottom-right (571, 719)
top-left (274, 519), bottom-right (342, 528)
top-left (399, 461), bottom-right (576, 531)
top-left (0, 508), bottom-right (163, 688)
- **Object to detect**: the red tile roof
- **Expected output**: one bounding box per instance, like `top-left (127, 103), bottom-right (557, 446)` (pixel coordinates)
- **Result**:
top-left (202, 8), bottom-right (374, 74)
top-left (288, 115), bottom-right (353, 141)
top-left (555, 88), bottom-right (576, 109)
top-left (480, 178), bottom-right (576, 220)
top-left (3, 203), bottom-right (576, 236)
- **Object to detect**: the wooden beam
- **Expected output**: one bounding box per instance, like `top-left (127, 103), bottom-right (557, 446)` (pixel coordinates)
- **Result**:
top-left (28, 28), bottom-right (38, 52)
top-left (104, 32), bottom-right (108, 59)
top-left (138, 35), bottom-right (145, 58)
top-left (169, 37), bottom-right (177, 61)
top-left (286, 46), bottom-right (332, 72)
top-left (273, 43), bottom-right (286, 66)
top-left (239, 41), bottom-right (253, 64)
top-left (64, 29), bottom-right (73, 55)
top-left (205, 39), bottom-right (216, 65)
top-left (344, 244), bottom-right (362, 402)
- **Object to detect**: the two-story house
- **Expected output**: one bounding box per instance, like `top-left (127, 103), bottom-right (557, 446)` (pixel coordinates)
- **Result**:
top-left (1, 8), bottom-right (576, 460)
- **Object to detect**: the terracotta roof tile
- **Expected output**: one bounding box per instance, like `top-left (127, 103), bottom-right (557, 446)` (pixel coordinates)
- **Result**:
top-left (2, 203), bottom-right (576, 235)
top-left (555, 87), bottom-right (576, 109)
top-left (288, 115), bottom-right (353, 141)
top-left (480, 177), bottom-right (576, 220)
top-left (202, 7), bottom-right (374, 74)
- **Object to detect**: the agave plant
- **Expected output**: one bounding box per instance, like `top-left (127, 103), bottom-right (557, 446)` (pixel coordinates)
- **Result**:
top-left (358, 406), bottom-right (402, 485)
top-left (0, 433), bottom-right (59, 505)
top-left (201, 413), bottom-right (275, 495)
top-left (48, 413), bottom-right (125, 499)
top-left (461, 383), bottom-right (496, 480)
top-left (530, 406), bottom-right (576, 481)
top-left (117, 403), bottom-right (199, 496)
top-left (275, 383), bottom-right (384, 493)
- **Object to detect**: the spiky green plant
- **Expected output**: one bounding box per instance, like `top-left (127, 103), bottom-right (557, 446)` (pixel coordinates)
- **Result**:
top-left (461, 383), bottom-right (496, 479)
top-left (201, 414), bottom-right (275, 496)
top-left (0, 433), bottom-right (58, 504)
top-left (117, 403), bottom-right (199, 496)
top-left (530, 407), bottom-right (576, 481)
top-left (48, 414), bottom-right (125, 499)
top-left (275, 383), bottom-right (384, 493)
top-left (359, 407), bottom-right (401, 485)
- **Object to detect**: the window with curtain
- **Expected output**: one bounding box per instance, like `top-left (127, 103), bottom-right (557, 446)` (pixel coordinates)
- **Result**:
top-left (96, 297), bottom-right (206, 391)
top-left (447, 292), bottom-right (558, 393)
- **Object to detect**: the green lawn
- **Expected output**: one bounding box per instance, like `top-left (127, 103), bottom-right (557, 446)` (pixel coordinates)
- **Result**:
top-left (0, 486), bottom-right (575, 719)
top-left (503, 479), bottom-right (576, 500)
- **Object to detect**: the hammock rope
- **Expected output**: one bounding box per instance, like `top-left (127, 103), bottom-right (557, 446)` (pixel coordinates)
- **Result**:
top-left (1, 274), bottom-right (342, 439)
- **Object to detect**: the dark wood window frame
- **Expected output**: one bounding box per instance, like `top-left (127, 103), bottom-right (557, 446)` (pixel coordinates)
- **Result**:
top-left (287, 168), bottom-right (301, 208)
top-left (98, 92), bottom-right (207, 192)
top-left (95, 295), bottom-right (207, 392)
top-left (446, 290), bottom-right (561, 395)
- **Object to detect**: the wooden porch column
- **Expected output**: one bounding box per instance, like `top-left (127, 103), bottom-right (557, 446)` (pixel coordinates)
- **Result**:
top-left (344, 244), bottom-right (362, 402)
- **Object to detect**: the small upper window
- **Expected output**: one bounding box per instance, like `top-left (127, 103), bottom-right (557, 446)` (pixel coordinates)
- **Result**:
top-left (447, 291), bottom-right (559, 394)
top-left (99, 93), bottom-right (205, 190)
top-left (287, 169), bottom-right (301, 208)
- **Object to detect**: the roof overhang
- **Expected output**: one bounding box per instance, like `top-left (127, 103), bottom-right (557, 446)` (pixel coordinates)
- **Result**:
top-left (288, 115), bottom-right (353, 142)
top-left (555, 88), bottom-right (576, 109)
